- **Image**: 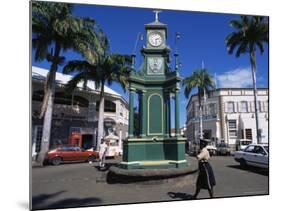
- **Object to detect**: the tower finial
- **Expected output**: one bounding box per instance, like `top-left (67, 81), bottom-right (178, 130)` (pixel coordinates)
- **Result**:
top-left (153, 9), bottom-right (162, 22)
top-left (201, 60), bottom-right (205, 69)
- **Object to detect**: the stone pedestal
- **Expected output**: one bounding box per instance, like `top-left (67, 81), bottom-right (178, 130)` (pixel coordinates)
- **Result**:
top-left (121, 137), bottom-right (187, 169)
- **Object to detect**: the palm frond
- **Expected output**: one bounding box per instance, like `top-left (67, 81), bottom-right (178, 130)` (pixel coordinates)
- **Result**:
top-left (226, 15), bottom-right (268, 58)
top-left (64, 72), bottom-right (89, 93)
top-left (230, 19), bottom-right (243, 29)
top-left (256, 41), bottom-right (265, 54)
top-left (63, 60), bottom-right (93, 74)
top-left (182, 68), bottom-right (215, 100)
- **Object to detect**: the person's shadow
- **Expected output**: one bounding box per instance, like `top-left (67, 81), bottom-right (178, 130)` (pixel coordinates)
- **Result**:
top-left (167, 192), bottom-right (194, 200)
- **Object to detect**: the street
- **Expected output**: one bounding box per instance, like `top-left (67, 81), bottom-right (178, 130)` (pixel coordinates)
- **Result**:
top-left (32, 156), bottom-right (269, 210)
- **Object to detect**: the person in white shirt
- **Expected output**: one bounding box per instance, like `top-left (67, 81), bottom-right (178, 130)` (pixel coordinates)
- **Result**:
top-left (99, 139), bottom-right (109, 168)
top-left (193, 139), bottom-right (216, 199)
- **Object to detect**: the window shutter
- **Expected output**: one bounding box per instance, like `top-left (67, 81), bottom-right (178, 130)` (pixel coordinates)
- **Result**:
top-left (251, 101), bottom-right (254, 112)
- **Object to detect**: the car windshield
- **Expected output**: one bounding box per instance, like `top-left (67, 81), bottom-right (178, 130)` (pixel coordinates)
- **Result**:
top-left (218, 143), bottom-right (227, 147)
top-left (263, 146), bottom-right (269, 153)
top-left (241, 141), bottom-right (251, 145)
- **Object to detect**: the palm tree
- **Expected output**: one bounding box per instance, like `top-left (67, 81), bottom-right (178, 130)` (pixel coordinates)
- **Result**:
top-left (32, 1), bottom-right (104, 165)
top-left (63, 41), bottom-right (132, 150)
top-left (182, 69), bottom-right (215, 142)
top-left (225, 15), bottom-right (268, 144)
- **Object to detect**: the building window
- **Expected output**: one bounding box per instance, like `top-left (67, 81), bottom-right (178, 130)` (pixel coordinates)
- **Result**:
top-left (96, 100), bottom-right (116, 112)
top-left (227, 102), bottom-right (235, 113)
top-left (203, 129), bottom-right (212, 139)
top-left (245, 128), bottom-right (252, 140)
top-left (258, 101), bottom-right (263, 112)
top-left (228, 120), bottom-right (237, 138)
top-left (240, 101), bottom-right (248, 112)
top-left (264, 101), bottom-right (269, 112)
top-left (120, 105), bottom-right (124, 116)
top-left (228, 120), bottom-right (236, 129)
top-left (192, 103), bottom-right (196, 118)
top-left (229, 130), bottom-right (237, 137)
top-left (209, 103), bottom-right (216, 115)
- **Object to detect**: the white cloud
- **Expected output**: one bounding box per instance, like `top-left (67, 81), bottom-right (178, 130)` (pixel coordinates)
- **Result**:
top-left (217, 67), bottom-right (254, 88)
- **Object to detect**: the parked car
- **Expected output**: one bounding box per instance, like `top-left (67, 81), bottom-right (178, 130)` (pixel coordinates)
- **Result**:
top-left (234, 144), bottom-right (269, 169)
top-left (236, 139), bottom-right (252, 151)
top-left (217, 143), bottom-right (231, 156)
top-left (46, 146), bottom-right (99, 166)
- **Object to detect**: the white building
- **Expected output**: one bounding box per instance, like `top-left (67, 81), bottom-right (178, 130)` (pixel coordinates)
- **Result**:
top-left (32, 66), bottom-right (129, 156)
top-left (185, 88), bottom-right (269, 151)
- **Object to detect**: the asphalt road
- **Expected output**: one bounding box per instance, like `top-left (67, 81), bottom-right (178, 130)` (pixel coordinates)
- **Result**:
top-left (31, 156), bottom-right (269, 210)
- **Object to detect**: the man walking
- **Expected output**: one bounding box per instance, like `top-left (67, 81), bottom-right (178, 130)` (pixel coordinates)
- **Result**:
top-left (99, 139), bottom-right (109, 169)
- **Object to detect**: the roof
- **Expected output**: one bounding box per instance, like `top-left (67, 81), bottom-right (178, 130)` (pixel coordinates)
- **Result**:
top-left (32, 66), bottom-right (121, 97)
top-left (145, 20), bottom-right (167, 28)
top-left (185, 87), bottom-right (269, 110)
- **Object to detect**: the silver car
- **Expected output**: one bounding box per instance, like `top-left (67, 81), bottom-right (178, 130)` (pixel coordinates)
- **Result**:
top-left (234, 144), bottom-right (269, 169)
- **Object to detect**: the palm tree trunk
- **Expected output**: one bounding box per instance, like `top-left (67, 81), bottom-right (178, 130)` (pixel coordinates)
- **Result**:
top-left (36, 65), bottom-right (57, 165)
top-left (197, 96), bottom-right (203, 156)
top-left (36, 43), bottom-right (60, 166)
top-left (250, 50), bottom-right (261, 144)
top-left (96, 83), bottom-right (105, 150)
top-left (199, 104), bottom-right (203, 140)
top-left (198, 91), bottom-right (203, 140)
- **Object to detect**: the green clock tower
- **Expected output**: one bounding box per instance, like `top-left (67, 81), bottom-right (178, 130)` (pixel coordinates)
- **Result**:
top-left (121, 10), bottom-right (187, 169)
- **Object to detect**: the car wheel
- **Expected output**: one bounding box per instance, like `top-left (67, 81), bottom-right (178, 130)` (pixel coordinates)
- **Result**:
top-left (51, 157), bottom-right (61, 166)
top-left (87, 155), bottom-right (95, 162)
top-left (240, 159), bottom-right (247, 167)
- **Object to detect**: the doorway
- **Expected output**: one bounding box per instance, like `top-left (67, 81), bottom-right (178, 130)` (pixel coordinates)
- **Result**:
top-left (82, 134), bottom-right (93, 150)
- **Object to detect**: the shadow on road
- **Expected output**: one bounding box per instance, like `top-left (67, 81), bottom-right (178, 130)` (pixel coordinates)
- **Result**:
top-left (32, 191), bottom-right (102, 210)
top-left (167, 192), bottom-right (193, 200)
top-left (43, 197), bottom-right (102, 209)
top-left (227, 165), bottom-right (269, 176)
top-left (32, 191), bottom-right (66, 207)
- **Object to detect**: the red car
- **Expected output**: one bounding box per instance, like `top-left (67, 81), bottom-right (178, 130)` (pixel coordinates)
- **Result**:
top-left (46, 146), bottom-right (99, 165)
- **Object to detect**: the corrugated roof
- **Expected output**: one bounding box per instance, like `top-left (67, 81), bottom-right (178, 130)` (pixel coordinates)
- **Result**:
top-left (32, 66), bottom-right (121, 97)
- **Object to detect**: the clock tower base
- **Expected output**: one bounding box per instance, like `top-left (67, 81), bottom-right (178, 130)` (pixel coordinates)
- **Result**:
top-left (121, 137), bottom-right (188, 169)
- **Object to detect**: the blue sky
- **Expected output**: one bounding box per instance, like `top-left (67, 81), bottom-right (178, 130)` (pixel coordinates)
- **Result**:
top-left (32, 3), bottom-right (269, 128)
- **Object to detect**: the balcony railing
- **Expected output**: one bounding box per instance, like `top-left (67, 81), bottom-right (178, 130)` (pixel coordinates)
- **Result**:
top-left (32, 101), bottom-right (97, 121)
top-left (32, 101), bottom-right (128, 124)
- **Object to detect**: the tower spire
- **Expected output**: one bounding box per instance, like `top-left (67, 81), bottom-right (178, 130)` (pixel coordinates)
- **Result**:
top-left (153, 9), bottom-right (162, 22)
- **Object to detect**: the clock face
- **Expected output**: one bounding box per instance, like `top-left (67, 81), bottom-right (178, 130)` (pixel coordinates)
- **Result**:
top-left (148, 57), bottom-right (163, 74)
top-left (148, 32), bottom-right (163, 47)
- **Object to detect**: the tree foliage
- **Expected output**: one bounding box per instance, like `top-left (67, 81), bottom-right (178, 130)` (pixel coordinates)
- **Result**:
top-left (182, 69), bottom-right (215, 102)
top-left (225, 15), bottom-right (268, 57)
top-left (32, 1), bottom-right (106, 118)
